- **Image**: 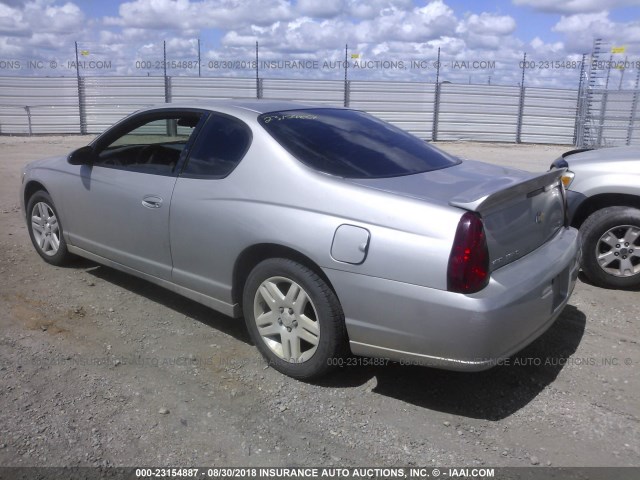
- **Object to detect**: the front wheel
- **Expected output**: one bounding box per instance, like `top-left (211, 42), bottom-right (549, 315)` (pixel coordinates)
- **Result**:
top-left (26, 191), bottom-right (72, 266)
top-left (580, 206), bottom-right (640, 289)
top-left (242, 258), bottom-right (347, 379)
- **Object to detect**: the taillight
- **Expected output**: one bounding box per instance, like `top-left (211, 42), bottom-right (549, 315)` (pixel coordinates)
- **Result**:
top-left (447, 212), bottom-right (489, 294)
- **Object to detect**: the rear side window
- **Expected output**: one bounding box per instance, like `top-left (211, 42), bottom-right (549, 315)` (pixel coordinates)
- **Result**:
top-left (182, 113), bottom-right (252, 178)
top-left (258, 108), bottom-right (459, 178)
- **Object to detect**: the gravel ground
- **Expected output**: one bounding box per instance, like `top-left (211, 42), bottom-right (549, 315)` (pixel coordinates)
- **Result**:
top-left (0, 135), bottom-right (638, 468)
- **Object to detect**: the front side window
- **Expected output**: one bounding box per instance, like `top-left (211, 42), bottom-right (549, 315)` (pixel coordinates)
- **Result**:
top-left (258, 108), bottom-right (459, 178)
top-left (96, 113), bottom-right (202, 175)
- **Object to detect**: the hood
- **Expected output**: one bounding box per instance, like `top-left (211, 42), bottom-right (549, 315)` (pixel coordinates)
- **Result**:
top-left (562, 146), bottom-right (640, 166)
top-left (25, 154), bottom-right (69, 172)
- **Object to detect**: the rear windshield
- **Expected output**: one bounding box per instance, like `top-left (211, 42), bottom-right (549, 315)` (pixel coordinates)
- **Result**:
top-left (258, 108), bottom-right (459, 178)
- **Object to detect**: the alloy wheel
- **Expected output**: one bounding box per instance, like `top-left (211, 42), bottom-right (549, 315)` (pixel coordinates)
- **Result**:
top-left (596, 225), bottom-right (640, 277)
top-left (31, 202), bottom-right (60, 257)
top-left (252, 276), bottom-right (321, 363)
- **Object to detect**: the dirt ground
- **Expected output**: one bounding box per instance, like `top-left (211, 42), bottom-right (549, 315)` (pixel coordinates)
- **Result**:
top-left (0, 135), bottom-right (638, 468)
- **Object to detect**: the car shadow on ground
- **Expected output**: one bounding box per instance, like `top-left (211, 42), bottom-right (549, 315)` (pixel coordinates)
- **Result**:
top-left (81, 261), bottom-right (586, 421)
top-left (83, 263), bottom-right (251, 344)
top-left (577, 271), bottom-right (640, 292)
top-left (318, 304), bottom-right (587, 421)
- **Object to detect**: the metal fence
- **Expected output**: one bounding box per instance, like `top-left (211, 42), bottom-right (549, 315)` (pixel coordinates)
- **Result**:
top-left (82, 76), bottom-right (166, 133)
top-left (1, 75), bottom-right (639, 146)
top-left (579, 89), bottom-right (640, 147)
top-left (521, 87), bottom-right (579, 145)
top-left (575, 39), bottom-right (640, 148)
top-left (349, 80), bottom-right (436, 141)
top-left (0, 77), bottom-right (80, 134)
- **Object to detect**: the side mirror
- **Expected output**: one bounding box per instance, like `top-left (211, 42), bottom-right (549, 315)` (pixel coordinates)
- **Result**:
top-left (68, 145), bottom-right (96, 166)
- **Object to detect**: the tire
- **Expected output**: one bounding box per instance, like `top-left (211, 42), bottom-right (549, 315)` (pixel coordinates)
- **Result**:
top-left (580, 206), bottom-right (640, 289)
top-left (26, 190), bottom-right (72, 266)
top-left (242, 258), bottom-right (347, 380)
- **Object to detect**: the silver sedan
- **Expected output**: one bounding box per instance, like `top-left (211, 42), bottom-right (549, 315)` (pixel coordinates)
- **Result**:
top-left (21, 100), bottom-right (581, 379)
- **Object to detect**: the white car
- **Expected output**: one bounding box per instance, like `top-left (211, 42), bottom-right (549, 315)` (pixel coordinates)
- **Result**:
top-left (551, 146), bottom-right (640, 289)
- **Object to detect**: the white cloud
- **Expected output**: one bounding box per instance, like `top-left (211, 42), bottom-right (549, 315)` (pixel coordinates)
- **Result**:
top-left (530, 35), bottom-right (564, 53)
top-left (27, 32), bottom-right (67, 50)
top-left (553, 11), bottom-right (640, 53)
top-left (0, 2), bottom-right (29, 36)
top-left (0, 0), bottom-right (84, 36)
top-left (0, 0), bottom-right (637, 86)
top-left (454, 13), bottom-right (518, 51)
top-left (0, 35), bottom-right (22, 55)
top-left (553, 11), bottom-right (614, 34)
top-left (38, 1), bottom-right (84, 32)
top-left (462, 13), bottom-right (516, 36)
top-left (104, 0), bottom-right (294, 30)
top-left (221, 0), bottom-right (459, 52)
top-left (297, 0), bottom-right (343, 18)
top-left (513, 0), bottom-right (640, 14)
top-left (347, 0), bottom-right (415, 19)
top-left (0, 0), bottom-right (29, 5)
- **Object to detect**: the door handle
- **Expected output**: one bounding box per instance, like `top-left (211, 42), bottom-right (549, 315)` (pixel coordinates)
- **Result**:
top-left (141, 195), bottom-right (163, 209)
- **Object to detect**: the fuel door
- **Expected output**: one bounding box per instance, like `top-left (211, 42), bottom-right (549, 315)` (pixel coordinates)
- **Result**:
top-left (331, 224), bottom-right (370, 265)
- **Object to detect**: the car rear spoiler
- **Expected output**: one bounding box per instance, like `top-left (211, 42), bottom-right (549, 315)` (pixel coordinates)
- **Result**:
top-left (449, 169), bottom-right (566, 216)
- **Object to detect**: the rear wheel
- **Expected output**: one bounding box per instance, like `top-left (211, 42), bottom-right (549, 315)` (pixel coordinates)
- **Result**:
top-left (26, 191), bottom-right (72, 266)
top-left (242, 258), bottom-right (346, 379)
top-left (580, 207), bottom-right (640, 289)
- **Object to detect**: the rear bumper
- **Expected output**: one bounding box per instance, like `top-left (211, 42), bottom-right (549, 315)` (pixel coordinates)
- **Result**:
top-left (324, 226), bottom-right (581, 371)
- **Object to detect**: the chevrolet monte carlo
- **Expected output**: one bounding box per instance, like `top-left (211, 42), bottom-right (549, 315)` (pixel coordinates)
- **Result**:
top-left (21, 100), bottom-right (581, 379)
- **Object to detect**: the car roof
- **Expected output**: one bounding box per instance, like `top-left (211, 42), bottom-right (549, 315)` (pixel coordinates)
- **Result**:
top-left (137, 99), bottom-right (339, 116)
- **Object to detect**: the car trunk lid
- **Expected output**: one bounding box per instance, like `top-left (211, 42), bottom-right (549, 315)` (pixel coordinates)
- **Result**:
top-left (347, 160), bottom-right (566, 271)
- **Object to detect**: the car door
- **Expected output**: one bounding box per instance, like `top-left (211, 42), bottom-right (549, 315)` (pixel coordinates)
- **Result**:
top-left (62, 110), bottom-right (205, 280)
top-left (170, 112), bottom-right (253, 304)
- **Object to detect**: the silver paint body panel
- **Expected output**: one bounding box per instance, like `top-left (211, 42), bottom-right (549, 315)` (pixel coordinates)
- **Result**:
top-left (554, 146), bottom-right (640, 224)
top-left (20, 100), bottom-right (581, 370)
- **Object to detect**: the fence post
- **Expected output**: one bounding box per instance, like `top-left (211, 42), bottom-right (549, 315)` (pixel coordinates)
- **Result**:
top-left (74, 41), bottom-right (87, 134)
top-left (596, 53), bottom-right (614, 147)
top-left (573, 53), bottom-right (588, 146)
top-left (596, 91), bottom-right (608, 147)
top-left (24, 106), bottom-right (33, 136)
top-left (516, 86), bottom-right (525, 144)
top-left (344, 80), bottom-right (350, 108)
top-left (78, 77), bottom-right (87, 134)
top-left (344, 44), bottom-right (349, 107)
top-left (431, 47), bottom-right (441, 142)
top-left (197, 38), bottom-right (201, 78)
top-left (165, 76), bottom-right (172, 103)
top-left (515, 53), bottom-right (526, 144)
top-left (255, 41), bottom-right (261, 99)
top-left (618, 56), bottom-right (627, 90)
top-left (626, 68), bottom-right (640, 145)
top-left (582, 38), bottom-right (604, 148)
top-left (163, 41), bottom-right (170, 103)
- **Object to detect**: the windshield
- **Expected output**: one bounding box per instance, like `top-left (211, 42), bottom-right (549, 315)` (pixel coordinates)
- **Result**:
top-left (258, 108), bottom-right (459, 179)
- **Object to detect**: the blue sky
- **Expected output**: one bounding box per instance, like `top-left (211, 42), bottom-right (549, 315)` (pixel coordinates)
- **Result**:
top-left (1, 0), bottom-right (639, 87)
